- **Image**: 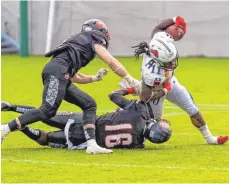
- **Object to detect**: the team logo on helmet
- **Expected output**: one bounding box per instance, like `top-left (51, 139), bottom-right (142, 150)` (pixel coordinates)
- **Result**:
top-left (151, 49), bottom-right (159, 58)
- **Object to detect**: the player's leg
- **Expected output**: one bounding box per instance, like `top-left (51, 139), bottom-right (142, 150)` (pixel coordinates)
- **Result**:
top-left (64, 84), bottom-right (112, 154)
top-left (148, 96), bottom-right (165, 119)
top-left (1, 101), bottom-right (75, 130)
top-left (1, 62), bottom-right (69, 143)
top-left (1, 101), bottom-right (35, 113)
top-left (21, 127), bottom-right (67, 148)
top-left (140, 81), bottom-right (153, 102)
top-left (166, 76), bottom-right (228, 144)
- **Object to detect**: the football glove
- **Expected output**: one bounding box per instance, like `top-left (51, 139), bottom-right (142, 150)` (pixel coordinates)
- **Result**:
top-left (92, 68), bottom-right (108, 82)
top-left (173, 16), bottom-right (186, 34)
top-left (119, 79), bottom-right (141, 96)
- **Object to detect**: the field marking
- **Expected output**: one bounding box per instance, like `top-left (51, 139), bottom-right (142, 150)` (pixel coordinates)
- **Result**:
top-left (2, 158), bottom-right (229, 172)
top-left (97, 103), bottom-right (229, 113)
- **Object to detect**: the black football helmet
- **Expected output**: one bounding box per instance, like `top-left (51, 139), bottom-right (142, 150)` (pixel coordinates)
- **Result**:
top-left (144, 119), bottom-right (172, 144)
top-left (81, 19), bottom-right (111, 41)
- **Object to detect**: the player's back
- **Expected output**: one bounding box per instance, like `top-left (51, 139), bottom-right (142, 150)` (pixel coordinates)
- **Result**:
top-left (45, 31), bottom-right (109, 74)
top-left (95, 101), bottom-right (146, 149)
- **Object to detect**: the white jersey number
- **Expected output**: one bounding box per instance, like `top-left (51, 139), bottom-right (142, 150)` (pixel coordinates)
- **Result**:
top-left (104, 123), bottom-right (133, 148)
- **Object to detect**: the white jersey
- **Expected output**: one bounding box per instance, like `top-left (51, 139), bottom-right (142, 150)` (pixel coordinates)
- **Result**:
top-left (141, 54), bottom-right (174, 89)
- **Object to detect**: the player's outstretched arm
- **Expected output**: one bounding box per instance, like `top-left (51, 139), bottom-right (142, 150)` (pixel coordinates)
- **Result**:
top-left (94, 43), bottom-right (140, 93)
top-left (72, 68), bottom-right (108, 84)
top-left (109, 89), bottom-right (132, 109)
top-left (151, 18), bottom-right (174, 38)
top-left (151, 16), bottom-right (186, 41)
top-left (140, 81), bottom-right (172, 102)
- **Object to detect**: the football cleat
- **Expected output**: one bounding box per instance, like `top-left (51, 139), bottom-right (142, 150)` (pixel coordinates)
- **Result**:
top-left (86, 139), bottom-right (113, 154)
top-left (217, 136), bottom-right (229, 144)
top-left (1, 101), bottom-right (12, 111)
top-left (1, 124), bottom-right (10, 143)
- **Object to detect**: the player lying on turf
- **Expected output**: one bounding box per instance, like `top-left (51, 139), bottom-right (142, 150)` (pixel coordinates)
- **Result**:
top-left (1, 19), bottom-right (141, 154)
top-left (1, 89), bottom-right (172, 149)
top-left (121, 16), bottom-right (228, 145)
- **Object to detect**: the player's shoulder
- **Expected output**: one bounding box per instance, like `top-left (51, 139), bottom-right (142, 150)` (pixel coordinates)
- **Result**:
top-left (90, 31), bottom-right (109, 48)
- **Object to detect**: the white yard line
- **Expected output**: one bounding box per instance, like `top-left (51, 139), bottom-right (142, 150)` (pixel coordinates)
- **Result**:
top-left (97, 103), bottom-right (229, 113)
top-left (2, 158), bottom-right (229, 172)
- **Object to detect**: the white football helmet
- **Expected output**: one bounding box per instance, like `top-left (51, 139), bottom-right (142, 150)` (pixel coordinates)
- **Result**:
top-left (149, 32), bottom-right (178, 70)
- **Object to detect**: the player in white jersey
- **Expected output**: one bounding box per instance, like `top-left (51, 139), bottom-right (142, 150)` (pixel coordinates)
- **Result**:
top-left (120, 17), bottom-right (228, 145)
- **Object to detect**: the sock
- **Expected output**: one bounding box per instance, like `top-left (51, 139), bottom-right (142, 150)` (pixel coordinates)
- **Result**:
top-left (2, 124), bottom-right (11, 134)
top-left (21, 126), bottom-right (41, 141)
top-left (11, 105), bottom-right (35, 114)
top-left (198, 125), bottom-right (217, 144)
top-left (84, 128), bottom-right (95, 141)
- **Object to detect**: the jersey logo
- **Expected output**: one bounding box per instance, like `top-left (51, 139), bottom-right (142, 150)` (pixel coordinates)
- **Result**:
top-left (145, 60), bottom-right (162, 75)
top-left (153, 77), bottom-right (161, 86)
top-left (151, 49), bottom-right (159, 58)
top-left (65, 73), bottom-right (70, 79)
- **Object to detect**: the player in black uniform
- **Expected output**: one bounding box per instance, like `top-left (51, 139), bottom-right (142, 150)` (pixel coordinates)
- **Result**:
top-left (1, 90), bottom-right (172, 150)
top-left (1, 19), bottom-right (141, 154)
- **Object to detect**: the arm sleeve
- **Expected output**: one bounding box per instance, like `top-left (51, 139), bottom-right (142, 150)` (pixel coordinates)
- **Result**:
top-left (109, 90), bottom-right (132, 109)
top-left (151, 19), bottom-right (174, 38)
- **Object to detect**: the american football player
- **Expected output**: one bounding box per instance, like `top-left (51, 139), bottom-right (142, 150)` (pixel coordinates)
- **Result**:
top-left (1, 89), bottom-right (172, 150)
top-left (1, 19), bottom-right (140, 154)
top-left (122, 16), bottom-right (228, 145)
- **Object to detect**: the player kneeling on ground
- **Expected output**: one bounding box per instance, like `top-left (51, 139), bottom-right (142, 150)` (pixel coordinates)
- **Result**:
top-left (1, 89), bottom-right (172, 150)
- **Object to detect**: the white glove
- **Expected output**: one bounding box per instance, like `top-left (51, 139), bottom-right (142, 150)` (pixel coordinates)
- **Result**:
top-left (92, 68), bottom-right (108, 82)
top-left (120, 77), bottom-right (142, 96)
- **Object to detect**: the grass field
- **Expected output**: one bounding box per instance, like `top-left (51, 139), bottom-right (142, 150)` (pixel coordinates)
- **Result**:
top-left (1, 55), bottom-right (229, 183)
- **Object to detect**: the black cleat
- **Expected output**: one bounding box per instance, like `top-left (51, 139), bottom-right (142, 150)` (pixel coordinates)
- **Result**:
top-left (1, 101), bottom-right (12, 111)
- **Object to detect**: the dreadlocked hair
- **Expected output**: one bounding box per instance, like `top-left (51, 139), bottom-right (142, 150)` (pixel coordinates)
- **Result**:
top-left (131, 41), bottom-right (151, 60)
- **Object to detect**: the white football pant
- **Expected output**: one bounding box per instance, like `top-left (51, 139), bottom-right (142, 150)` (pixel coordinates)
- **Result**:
top-left (149, 76), bottom-right (199, 119)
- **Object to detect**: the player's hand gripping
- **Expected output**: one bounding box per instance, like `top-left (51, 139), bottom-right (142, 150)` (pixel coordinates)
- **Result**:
top-left (92, 68), bottom-right (109, 82)
top-left (173, 16), bottom-right (186, 33)
top-left (119, 79), bottom-right (141, 96)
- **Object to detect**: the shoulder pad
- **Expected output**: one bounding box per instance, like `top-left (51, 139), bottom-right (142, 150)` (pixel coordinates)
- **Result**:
top-left (91, 31), bottom-right (109, 49)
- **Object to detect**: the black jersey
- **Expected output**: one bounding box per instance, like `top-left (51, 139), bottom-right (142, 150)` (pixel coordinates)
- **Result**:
top-left (95, 101), bottom-right (148, 149)
top-left (45, 31), bottom-right (109, 75)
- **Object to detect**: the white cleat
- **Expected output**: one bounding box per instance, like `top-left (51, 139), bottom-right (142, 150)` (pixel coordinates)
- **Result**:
top-left (1, 101), bottom-right (12, 111)
top-left (86, 139), bottom-right (113, 154)
top-left (1, 124), bottom-right (10, 143)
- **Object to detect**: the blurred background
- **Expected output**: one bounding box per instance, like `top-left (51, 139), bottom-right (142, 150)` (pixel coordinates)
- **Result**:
top-left (1, 0), bottom-right (229, 57)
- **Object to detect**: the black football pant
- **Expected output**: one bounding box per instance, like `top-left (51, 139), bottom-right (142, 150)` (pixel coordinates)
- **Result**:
top-left (8, 59), bottom-right (97, 140)
top-left (14, 103), bottom-right (86, 147)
